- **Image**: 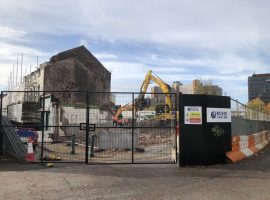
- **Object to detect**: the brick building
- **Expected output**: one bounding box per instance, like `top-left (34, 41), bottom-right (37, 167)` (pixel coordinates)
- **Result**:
top-left (3, 46), bottom-right (111, 126)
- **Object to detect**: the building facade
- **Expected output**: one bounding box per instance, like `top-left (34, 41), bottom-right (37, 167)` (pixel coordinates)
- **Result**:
top-left (171, 81), bottom-right (182, 93)
top-left (180, 84), bottom-right (193, 94)
top-left (151, 86), bottom-right (165, 103)
top-left (3, 46), bottom-right (112, 137)
top-left (248, 73), bottom-right (270, 103)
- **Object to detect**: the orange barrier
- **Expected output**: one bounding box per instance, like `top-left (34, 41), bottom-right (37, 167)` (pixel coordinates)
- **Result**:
top-left (226, 131), bottom-right (270, 163)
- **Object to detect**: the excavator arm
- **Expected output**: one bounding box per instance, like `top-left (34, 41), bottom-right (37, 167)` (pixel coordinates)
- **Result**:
top-left (113, 103), bottom-right (133, 126)
top-left (136, 70), bottom-right (172, 112)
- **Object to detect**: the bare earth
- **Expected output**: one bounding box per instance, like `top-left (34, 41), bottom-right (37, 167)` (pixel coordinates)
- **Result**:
top-left (1, 145), bottom-right (270, 200)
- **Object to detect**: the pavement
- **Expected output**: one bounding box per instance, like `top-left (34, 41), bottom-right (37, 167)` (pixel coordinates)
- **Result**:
top-left (1, 145), bottom-right (270, 200)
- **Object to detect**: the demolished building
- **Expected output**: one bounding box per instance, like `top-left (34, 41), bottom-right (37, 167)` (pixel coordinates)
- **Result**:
top-left (2, 46), bottom-right (112, 140)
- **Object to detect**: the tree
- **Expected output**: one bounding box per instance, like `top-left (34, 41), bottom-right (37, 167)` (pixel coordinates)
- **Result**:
top-left (266, 103), bottom-right (270, 114)
top-left (194, 79), bottom-right (223, 96)
top-left (247, 98), bottom-right (268, 113)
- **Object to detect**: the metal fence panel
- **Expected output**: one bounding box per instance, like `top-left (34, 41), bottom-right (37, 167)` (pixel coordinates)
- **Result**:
top-left (134, 127), bottom-right (176, 163)
top-left (231, 98), bottom-right (270, 136)
top-left (87, 92), bottom-right (177, 164)
top-left (0, 91), bottom-right (88, 163)
top-left (0, 91), bottom-right (177, 164)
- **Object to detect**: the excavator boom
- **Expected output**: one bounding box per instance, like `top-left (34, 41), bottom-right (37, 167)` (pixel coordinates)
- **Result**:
top-left (136, 70), bottom-right (172, 113)
top-left (113, 69), bottom-right (173, 126)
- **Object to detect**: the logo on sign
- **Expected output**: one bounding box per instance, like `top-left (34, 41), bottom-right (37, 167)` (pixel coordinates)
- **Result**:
top-left (188, 107), bottom-right (199, 111)
top-left (211, 111), bottom-right (216, 118)
top-left (211, 111), bottom-right (228, 119)
top-left (207, 108), bottom-right (231, 123)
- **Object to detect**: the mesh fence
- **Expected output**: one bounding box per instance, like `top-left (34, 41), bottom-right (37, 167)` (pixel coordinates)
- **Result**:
top-left (0, 91), bottom-right (177, 164)
top-left (231, 98), bottom-right (270, 121)
top-left (231, 98), bottom-right (270, 136)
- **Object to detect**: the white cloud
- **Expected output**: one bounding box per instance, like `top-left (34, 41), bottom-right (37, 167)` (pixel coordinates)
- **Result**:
top-left (95, 53), bottom-right (118, 60)
top-left (102, 61), bottom-right (148, 80)
top-left (1, 0), bottom-right (270, 50)
top-left (1, 0), bottom-right (270, 103)
top-left (102, 61), bottom-right (163, 92)
top-left (79, 39), bottom-right (89, 47)
top-left (0, 41), bottom-right (50, 88)
top-left (186, 54), bottom-right (269, 75)
top-left (101, 59), bottom-right (250, 102)
top-left (0, 26), bottom-right (26, 38)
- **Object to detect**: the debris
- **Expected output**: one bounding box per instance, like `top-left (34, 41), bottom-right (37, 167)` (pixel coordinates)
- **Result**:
top-left (42, 154), bottom-right (62, 161)
top-left (47, 163), bottom-right (54, 167)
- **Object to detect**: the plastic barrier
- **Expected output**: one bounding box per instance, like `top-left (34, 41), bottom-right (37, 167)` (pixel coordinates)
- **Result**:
top-left (226, 130), bottom-right (270, 163)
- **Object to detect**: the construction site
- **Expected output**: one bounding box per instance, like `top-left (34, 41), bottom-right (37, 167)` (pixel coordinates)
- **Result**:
top-left (2, 46), bottom-right (268, 167)
top-left (0, 46), bottom-right (177, 164)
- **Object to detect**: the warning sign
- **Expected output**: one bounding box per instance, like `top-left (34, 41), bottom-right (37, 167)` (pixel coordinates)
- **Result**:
top-left (184, 106), bottom-right (202, 124)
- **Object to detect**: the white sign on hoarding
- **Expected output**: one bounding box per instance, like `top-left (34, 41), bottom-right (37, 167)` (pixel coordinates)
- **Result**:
top-left (184, 106), bottom-right (202, 124)
top-left (207, 108), bottom-right (231, 123)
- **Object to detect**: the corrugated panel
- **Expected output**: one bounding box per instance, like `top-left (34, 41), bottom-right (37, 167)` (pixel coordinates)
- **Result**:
top-left (1, 116), bottom-right (26, 161)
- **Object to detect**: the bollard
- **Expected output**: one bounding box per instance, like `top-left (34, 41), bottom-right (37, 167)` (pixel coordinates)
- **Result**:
top-left (71, 133), bottom-right (75, 154)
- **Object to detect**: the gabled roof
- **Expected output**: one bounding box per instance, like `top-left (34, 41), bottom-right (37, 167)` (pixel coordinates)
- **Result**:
top-left (50, 45), bottom-right (110, 74)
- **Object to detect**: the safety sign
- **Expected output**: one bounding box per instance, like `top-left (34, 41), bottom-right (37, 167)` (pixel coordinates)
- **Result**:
top-left (184, 106), bottom-right (202, 124)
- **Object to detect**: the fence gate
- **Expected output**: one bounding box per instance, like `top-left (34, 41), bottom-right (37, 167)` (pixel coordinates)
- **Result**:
top-left (87, 92), bottom-right (177, 164)
top-left (0, 91), bottom-right (177, 164)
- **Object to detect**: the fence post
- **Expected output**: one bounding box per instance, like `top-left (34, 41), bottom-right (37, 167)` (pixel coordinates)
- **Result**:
top-left (0, 91), bottom-right (3, 155)
top-left (41, 91), bottom-right (45, 162)
top-left (90, 134), bottom-right (96, 158)
top-left (85, 91), bottom-right (89, 164)
top-left (71, 133), bottom-right (75, 154)
top-left (178, 92), bottom-right (183, 167)
top-left (245, 106), bottom-right (248, 120)
top-left (175, 92), bottom-right (178, 163)
top-left (132, 92), bottom-right (134, 164)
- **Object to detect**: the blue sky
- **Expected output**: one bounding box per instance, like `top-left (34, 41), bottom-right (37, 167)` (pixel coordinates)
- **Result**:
top-left (1, 0), bottom-right (270, 103)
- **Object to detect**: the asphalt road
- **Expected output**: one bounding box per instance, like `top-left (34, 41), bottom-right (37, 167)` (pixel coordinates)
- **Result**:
top-left (1, 145), bottom-right (270, 200)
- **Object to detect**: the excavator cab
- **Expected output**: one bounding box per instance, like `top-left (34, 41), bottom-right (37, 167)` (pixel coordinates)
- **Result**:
top-left (135, 97), bottom-right (151, 111)
top-left (155, 104), bottom-right (172, 124)
top-left (155, 104), bottom-right (170, 114)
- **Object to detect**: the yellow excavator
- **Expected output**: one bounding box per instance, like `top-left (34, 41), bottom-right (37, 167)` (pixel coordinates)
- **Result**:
top-left (135, 70), bottom-right (173, 121)
top-left (112, 70), bottom-right (174, 126)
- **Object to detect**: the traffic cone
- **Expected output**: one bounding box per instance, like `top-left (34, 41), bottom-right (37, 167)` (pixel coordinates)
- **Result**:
top-left (26, 137), bottom-right (35, 162)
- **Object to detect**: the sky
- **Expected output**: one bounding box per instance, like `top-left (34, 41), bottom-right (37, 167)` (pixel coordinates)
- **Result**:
top-left (1, 0), bottom-right (270, 103)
